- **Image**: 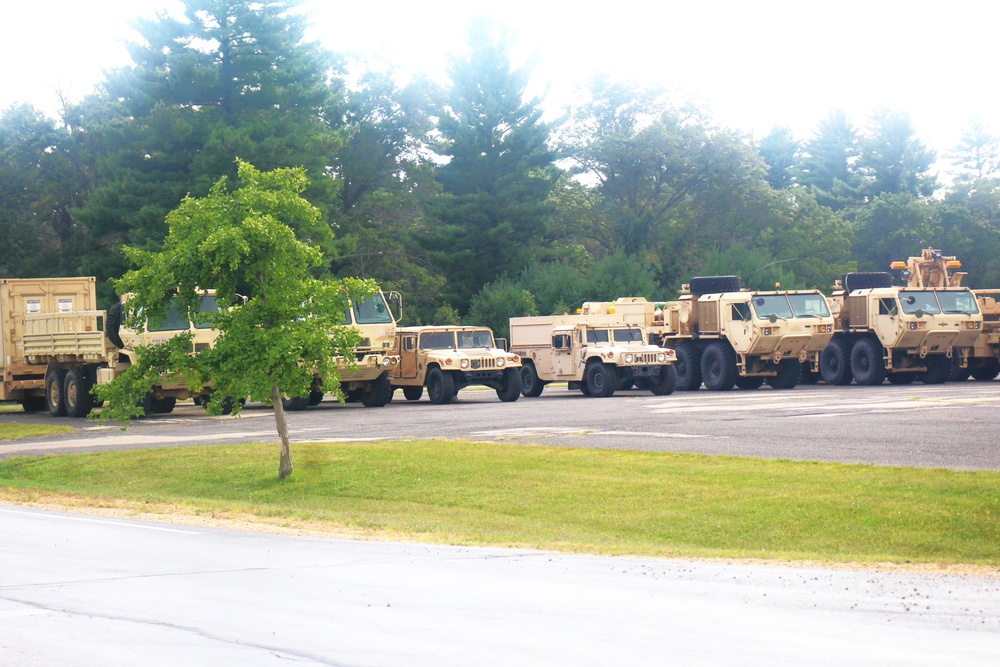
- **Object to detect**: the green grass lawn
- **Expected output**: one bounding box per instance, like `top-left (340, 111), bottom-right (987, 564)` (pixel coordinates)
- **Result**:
top-left (0, 423), bottom-right (73, 440)
top-left (0, 439), bottom-right (997, 566)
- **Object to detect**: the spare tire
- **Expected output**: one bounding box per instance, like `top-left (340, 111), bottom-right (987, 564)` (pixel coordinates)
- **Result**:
top-left (689, 275), bottom-right (742, 296)
top-left (105, 301), bottom-right (125, 349)
top-left (842, 272), bottom-right (893, 292)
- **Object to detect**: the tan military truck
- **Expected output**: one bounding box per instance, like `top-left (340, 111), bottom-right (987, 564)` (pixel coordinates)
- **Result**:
top-left (594, 280), bottom-right (835, 391)
top-left (509, 314), bottom-right (676, 398)
top-left (965, 289), bottom-right (1000, 380)
top-left (1, 277), bottom-right (218, 417)
top-left (819, 270), bottom-right (983, 385)
top-left (282, 290), bottom-right (401, 410)
top-left (391, 326), bottom-right (522, 404)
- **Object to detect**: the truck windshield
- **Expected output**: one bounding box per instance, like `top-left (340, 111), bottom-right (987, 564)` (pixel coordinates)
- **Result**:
top-left (935, 290), bottom-right (980, 315)
top-left (353, 293), bottom-right (394, 324)
top-left (612, 328), bottom-right (644, 343)
top-left (787, 293), bottom-right (831, 318)
top-left (751, 295), bottom-right (795, 320)
top-left (899, 290), bottom-right (941, 315)
top-left (193, 295), bottom-right (220, 329)
top-left (586, 329), bottom-right (610, 343)
top-left (420, 331), bottom-right (456, 349)
top-left (457, 329), bottom-right (495, 348)
top-left (148, 300), bottom-right (189, 332)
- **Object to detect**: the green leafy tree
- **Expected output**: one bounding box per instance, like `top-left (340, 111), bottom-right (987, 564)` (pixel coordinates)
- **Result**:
top-left (796, 110), bottom-right (865, 210)
top-left (96, 161), bottom-right (372, 479)
top-left (582, 252), bottom-right (660, 301)
top-left (852, 194), bottom-right (942, 271)
top-left (858, 109), bottom-right (937, 199)
top-left (465, 277), bottom-right (538, 340)
top-left (949, 119), bottom-right (999, 181)
top-left (757, 126), bottom-right (799, 190)
top-left (424, 17), bottom-right (559, 311)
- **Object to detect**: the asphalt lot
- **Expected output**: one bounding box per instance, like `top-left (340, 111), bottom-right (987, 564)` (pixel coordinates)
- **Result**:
top-left (2, 381), bottom-right (998, 469)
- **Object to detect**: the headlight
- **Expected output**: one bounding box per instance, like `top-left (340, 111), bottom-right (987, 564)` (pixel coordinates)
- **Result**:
top-left (657, 352), bottom-right (666, 362)
top-left (497, 358), bottom-right (505, 367)
top-left (624, 353), bottom-right (634, 363)
top-left (763, 327), bottom-right (772, 336)
top-left (460, 359), bottom-right (469, 369)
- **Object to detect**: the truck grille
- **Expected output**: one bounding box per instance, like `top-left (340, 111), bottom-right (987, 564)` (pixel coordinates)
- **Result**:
top-left (470, 358), bottom-right (498, 370)
top-left (630, 352), bottom-right (660, 365)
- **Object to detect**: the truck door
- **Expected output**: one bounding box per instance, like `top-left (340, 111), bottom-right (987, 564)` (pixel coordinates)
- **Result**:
top-left (398, 334), bottom-right (419, 379)
top-left (553, 332), bottom-right (573, 377)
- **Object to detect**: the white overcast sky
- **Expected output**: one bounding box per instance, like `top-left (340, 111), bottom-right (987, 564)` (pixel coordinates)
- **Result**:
top-left (2, 0), bottom-right (996, 167)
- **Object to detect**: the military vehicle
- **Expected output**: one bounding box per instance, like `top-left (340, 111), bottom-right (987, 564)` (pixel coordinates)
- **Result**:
top-left (819, 265), bottom-right (983, 385)
top-left (509, 313), bottom-right (676, 398)
top-left (391, 325), bottom-right (522, 404)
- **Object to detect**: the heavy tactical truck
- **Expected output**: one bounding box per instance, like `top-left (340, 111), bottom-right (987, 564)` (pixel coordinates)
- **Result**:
top-left (283, 290), bottom-right (402, 410)
top-left (591, 280), bottom-right (835, 391)
top-left (391, 326), bottom-right (522, 404)
top-left (889, 248), bottom-right (999, 381)
top-left (1, 277), bottom-right (219, 417)
top-left (509, 313), bottom-right (677, 398)
top-left (819, 268), bottom-right (983, 385)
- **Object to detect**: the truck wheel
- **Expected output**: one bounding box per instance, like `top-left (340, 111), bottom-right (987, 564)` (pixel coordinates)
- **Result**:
top-left (20, 396), bottom-right (47, 412)
top-left (63, 368), bottom-right (95, 418)
top-left (585, 362), bottom-right (617, 397)
top-left (650, 365), bottom-right (677, 395)
top-left (45, 368), bottom-right (68, 417)
top-left (308, 390), bottom-right (325, 406)
top-left (496, 367), bottom-right (522, 402)
top-left (426, 368), bottom-right (455, 404)
top-left (281, 396), bottom-right (310, 411)
top-left (673, 341), bottom-right (703, 391)
top-left (520, 363), bottom-right (544, 397)
top-left (105, 301), bottom-right (126, 349)
top-left (919, 355), bottom-right (951, 384)
top-left (402, 386), bottom-right (423, 401)
top-left (361, 372), bottom-right (394, 407)
top-left (767, 359), bottom-right (802, 389)
top-left (152, 397), bottom-right (177, 414)
top-left (970, 360), bottom-right (1000, 381)
top-left (886, 372), bottom-right (917, 385)
top-left (735, 376), bottom-right (765, 390)
top-left (820, 339), bottom-right (853, 385)
top-left (701, 342), bottom-right (737, 391)
top-left (689, 275), bottom-right (742, 295)
top-left (850, 338), bottom-right (887, 386)
top-left (799, 365), bottom-right (820, 384)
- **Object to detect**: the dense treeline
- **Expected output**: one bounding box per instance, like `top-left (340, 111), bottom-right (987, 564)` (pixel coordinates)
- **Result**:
top-left (3, 0), bottom-right (1000, 326)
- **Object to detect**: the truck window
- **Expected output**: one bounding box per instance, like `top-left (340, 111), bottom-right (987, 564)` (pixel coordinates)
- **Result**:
top-left (586, 329), bottom-right (610, 343)
top-left (899, 290), bottom-right (941, 315)
top-left (148, 300), bottom-right (190, 332)
top-left (420, 331), bottom-right (456, 349)
top-left (458, 329), bottom-right (494, 348)
top-left (787, 293), bottom-right (831, 318)
top-left (731, 302), bottom-right (751, 321)
top-left (936, 290), bottom-right (980, 315)
top-left (193, 295), bottom-right (220, 329)
top-left (353, 294), bottom-right (394, 324)
top-left (612, 328), bottom-right (643, 343)
top-left (878, 298), bottom-right (898, 315)
top-left (750, 295), bottom-right (794, 320)
top-left (552, 334), bottom-right (570, 350)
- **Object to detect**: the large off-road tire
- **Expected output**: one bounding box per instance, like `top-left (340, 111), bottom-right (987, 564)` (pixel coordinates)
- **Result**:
top-left (970, 360), bottom-right (1000, 381)
top-left (45, 368), bottom-right (68, 417)
top-left (361, 372), bottom-right (394, 407)
top-left (152, 397), bottom-right (177, 414)
top-left (948, 355), bottom-right (970, 382)
top-left (842, 272), bottom-right (893, 292)
top-left (650, 365), bottom-right (677, 396)
top-left (105, 301), bottom-right (125, 349)
top-left (735, 375), bottom-right (765, 390)
top-left (886, 372), bottom-right (917, 385)
top-left (689, 275), bottom-right (742, 296)
top-left (673, 341), bottom-right (703, 391)
top-left (767, 359), bottom-right (802, 389)
top-left (520, 363), bottom-right (544, 397)
top-left (281, 395), bottom-right (310, 411)
top-left (426, 368), bottom-right (455, 405)
top-left (850, 338), bottom-right (886, 386)
top-left (21, 396), bottom-right (47, 412)
top-left (496, 367), bottom-right (522, 402)
top-left (402, 385), bottom-right (423, 401)
top-left (700, 342), bottom-right (737, 391)
top-left (820, 338), bottom-right (853, 385)
top-left (308, 390), bottom-right (324, 406)
top-left (63, 367), bottom-right (95, 418)
top-left (919, 355), bottom-right (951, 384)
top-left (798, 364), bottom-right (820, 384)
top-left (585, 362), bottom-right (617, 398)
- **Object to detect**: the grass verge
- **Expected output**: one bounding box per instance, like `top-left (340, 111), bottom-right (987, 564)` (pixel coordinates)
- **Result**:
top-left (0, 439), bottom-right (997, 568)
top-left (0, 423), bottom-right (73, 440)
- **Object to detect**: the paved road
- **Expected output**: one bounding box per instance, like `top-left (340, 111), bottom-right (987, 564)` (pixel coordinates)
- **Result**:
top-left (1, 506), bottom-right (997, 667)
top-left (3, 382), bottom-right (999, 469)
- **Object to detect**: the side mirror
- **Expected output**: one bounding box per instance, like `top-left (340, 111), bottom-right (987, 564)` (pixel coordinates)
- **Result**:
top-left (495, 337), bottom-right (508, 351)
top-left (387, 290), bottom-right (403, 321)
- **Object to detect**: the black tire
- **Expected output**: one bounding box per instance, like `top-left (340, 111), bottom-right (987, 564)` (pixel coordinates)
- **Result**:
top-left (20, 396), bottom-right (47, 412)
top-left (217, 397), bottom-right (243, 415)
top-left (138, 393), bottom-right (154, 417)
top-left (282, 395), bottom-right (309, 411)
top-left (520, 363), bottom-right (544, 398)
top-left (152, 397), bottom-right (177, 414)
top-left (887, 372), bottom-right (917, 385)
top-left (45, 368), bottom-right (68, 417)
top-left (650, 365), bottom-right (677, 395)
top-left (496, 367), bottom-right (522, 402)
top-left (767, 358), bottom-right (802, 389)
top-left (735, 375), bottom-right (765, 390)
top-left (700, 342), bottom-right (737, 391)
top-left (63, 367), bottom-right (95, 418)
top-left (673, 341), bottom-right (703, 391)
top-left (426, 368), bottom-right (455, 405)
top-left (799, 365), bottom-right (820, 385)
top-left (105, 301), bottom-right (125, 349)
top-left (689, 275), bottom-right (742, 296)
top-left (970, 360), bottom-right (1000, 381)
top-left (919, 355), bottom-right (951, 384)
top-left (585, 362), bottom-right (617, 398)
top-left (361, 372), bottom-right (393, 407)
top-left (308, 390), bottom-right (324, 406)
top-left (948, 356), bottom-right (970, 382)
top-left (842, 272), bottom-right (893, 292)
top-left (850, 338), bottom-right (886, 386)
top-left (402, 385), bottom-right (423, 401)
top-left (820, 338), bottom-right (853, 385)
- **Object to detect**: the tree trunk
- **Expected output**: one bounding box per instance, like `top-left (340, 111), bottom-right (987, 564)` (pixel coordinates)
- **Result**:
top-left (272, 385), bottom-right (293, 479)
